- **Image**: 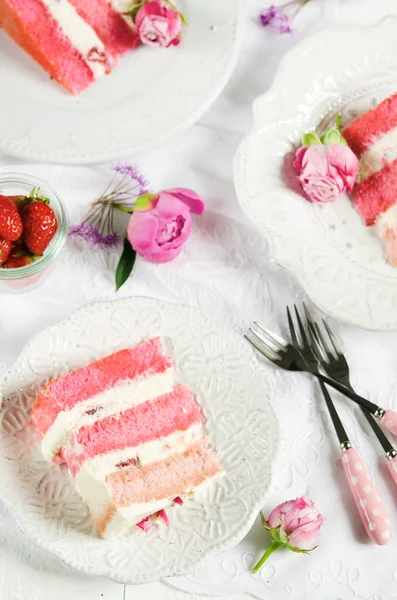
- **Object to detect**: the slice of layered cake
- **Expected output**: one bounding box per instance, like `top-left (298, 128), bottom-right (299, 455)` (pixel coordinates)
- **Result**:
top-left (342, 93), bottom-right (397, 265)
top-left (31, 338), bottom-right (223, 539)
top-left (0, 0), bottom-right (139, 94)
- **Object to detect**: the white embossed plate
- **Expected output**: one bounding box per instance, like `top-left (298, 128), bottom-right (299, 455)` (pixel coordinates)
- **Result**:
top-left (234, 17), bottom-right (397, 331)
top-left (0, 0), bottom-right (241, 164)
top-left (0, 297), bottom-right (279, 583)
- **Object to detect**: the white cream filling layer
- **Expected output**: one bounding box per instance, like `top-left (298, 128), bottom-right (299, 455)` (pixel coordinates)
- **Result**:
top-left (40, 0), bottom-right (109, 78)
top-left (102, 473), bottom-right (222, 540)
top-left (75, 423), bottom-right (203, 481)
top-left (41, 369), bottom-right (175, 460)
top-left (358, 126), bottom-right (397, 182)
top-left (107, 0), bottom-right (135, 11)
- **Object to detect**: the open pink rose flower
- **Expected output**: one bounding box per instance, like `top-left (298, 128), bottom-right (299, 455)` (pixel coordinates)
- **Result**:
top-left (294, 143), bottom-right (359, 204)
top-left (135, 0), bottom-right (182, 48)
top-left (127, 188), bottom-right (205, 263)
top-left (252, 496), bottom-right (324, 573)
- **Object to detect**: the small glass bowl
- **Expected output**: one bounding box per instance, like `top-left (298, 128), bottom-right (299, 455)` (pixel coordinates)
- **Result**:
top-left (0, 173), bottom-right (68, 293)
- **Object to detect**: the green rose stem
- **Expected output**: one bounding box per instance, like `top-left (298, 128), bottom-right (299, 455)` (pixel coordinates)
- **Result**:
top-left (252, 541), bottom-right (284, 574)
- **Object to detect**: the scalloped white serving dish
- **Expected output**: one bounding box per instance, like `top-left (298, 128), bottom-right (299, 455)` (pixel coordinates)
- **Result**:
top-left (234, 17), bottom-right (397, 331)
top-left (0, 0), bottom-right (241, 163)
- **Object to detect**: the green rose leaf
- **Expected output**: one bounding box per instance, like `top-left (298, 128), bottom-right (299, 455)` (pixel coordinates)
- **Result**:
top-left (115, 238), bottom-right (137, 291)
top-left (133, 193), bottom-right (158, 212)
top-left (335, 114), bottom-right (342, 130)
top-left (320, 128), bottom-right (343, 145)
top-left (269, 526), bottom-right (288, 544)
top-left (117, 205), bottom-right (135, 214)
top-left (302, 132), bottom-right (321, 146)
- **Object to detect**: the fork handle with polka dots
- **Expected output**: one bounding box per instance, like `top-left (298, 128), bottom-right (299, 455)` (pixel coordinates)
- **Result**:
top-left (342, 447), bottom-right (391, 546)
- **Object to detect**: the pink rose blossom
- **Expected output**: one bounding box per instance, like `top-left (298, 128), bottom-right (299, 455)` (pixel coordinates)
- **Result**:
top-left (135, 1), bottom-right (182, 48)
top-left (266, 495), bottom-right (324, 550)
top-left (252, 495), bottom-right (324, 573)
top-left (293, 143), bottom-right (359, 203)
top-left (127, 188), bottom-right (205, 263)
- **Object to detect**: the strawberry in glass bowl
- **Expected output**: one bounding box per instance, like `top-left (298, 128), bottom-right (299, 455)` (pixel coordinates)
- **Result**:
top-left (0, 174), bottom-right (67, 293)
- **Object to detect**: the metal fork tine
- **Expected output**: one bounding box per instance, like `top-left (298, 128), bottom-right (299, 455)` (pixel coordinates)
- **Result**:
top-left (286, 307), bottom-right (298, 347)
top-left (247, 327), bottom-right (281, 355)
top-left (252, 321), bottom-right (288, 349)
top-left (313, 322), bottom-right (329, 363)
top-left (302, 303), bottom-right (320, 344)
top-left (293, 304), bottom-right (309, 346)
top-left (314, 321), bottom-right (333, 357)
top-left (244, 332), bottom-right (279, 363)
top-left (323, 319), bottom-right (342, 356)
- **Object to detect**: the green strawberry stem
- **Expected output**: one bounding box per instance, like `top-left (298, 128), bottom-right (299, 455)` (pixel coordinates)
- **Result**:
top-left (252, 541), bottom-right (284, 573)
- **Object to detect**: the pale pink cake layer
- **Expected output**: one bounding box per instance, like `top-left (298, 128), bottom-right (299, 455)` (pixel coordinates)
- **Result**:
top-left (342, 93), bottom-right (397, 157)
top-left (67, 0), bottom-right (139, 57)
top-left (108, 441), bottom-right (222, 506)
top-left (352, 158), bottom-right (397, 225)
top-left (96, 442), bottom-right (223, 534)
top-left (0, 0), bottom-right (95, 94)
top-left (32, 338), bottom-right (171, 434)
top-left (64, 385), bottom-right (204, 476)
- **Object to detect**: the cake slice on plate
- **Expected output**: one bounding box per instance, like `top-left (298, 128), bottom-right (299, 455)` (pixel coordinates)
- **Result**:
top-left (0, 0), bottom-right (139, 94)
top-left (31, 338), bottom-right (224, 539)
top-left (342, 93), bottom-right (397, 265)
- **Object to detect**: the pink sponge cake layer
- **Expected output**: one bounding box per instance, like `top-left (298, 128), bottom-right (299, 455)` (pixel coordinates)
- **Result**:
top-left (343, 93), bottom-right (397, 157)
top-left (0, 0), bottom-right (96, 94)
top-left (32, 338), bottom-right (171, 434)
top-left (96, 441), bottom-right (223, 535)
top-left (351, 158), bottom-right (397, 226)
top-left (65, 385), bottom-right (204, 476)
top-left (67, 0), bottom-right (140, 57)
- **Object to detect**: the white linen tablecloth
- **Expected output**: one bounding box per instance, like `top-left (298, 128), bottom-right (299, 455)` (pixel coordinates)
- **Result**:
top-left (2, 1), bottom-right (397, 598)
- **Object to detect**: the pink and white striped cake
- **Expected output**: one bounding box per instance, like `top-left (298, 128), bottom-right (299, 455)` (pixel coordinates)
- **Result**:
top-left (342, 93), bottom-right (397, 265)
top-left (31, 338), bottom-right (224, 539)
top-left (0, 0), bottom-right (140, 94)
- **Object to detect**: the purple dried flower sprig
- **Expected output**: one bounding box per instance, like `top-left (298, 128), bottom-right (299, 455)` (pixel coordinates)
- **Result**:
top-left (68, 163), bottom-right (150, 249)
top-left (68, 223), bottom-right (123, 248)
top-left (259, 0), bottom-right (311, 35)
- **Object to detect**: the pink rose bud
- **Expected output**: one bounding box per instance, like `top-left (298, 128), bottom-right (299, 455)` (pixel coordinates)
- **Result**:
top-left (135, 0), bottom-right (182, 48)
top-left (252, 496), bottom-right (324, 573)
top-left (293, 143), bottom-right (359, 203)
top-left (127, 188), bottom-right (205, 263)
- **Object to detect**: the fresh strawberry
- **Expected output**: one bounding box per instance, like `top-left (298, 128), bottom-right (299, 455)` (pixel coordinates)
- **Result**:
top-left (0, 194), bottom-right (23, 241)
top-left (21, 201), bottom-right (57, 255)
top-left (10, 238), bottom-right (25, 257)
top-left (3, 255), bottom-right (34, 268)
top-left (0, 239), bottom-right (12, 265)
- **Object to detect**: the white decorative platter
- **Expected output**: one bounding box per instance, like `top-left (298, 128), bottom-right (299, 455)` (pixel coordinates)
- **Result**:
top-left (234, 17), bottom-right (397, 331)
top-left (0, 0), bottom-right (241, 164)
top-left (0, 297), bottom-right (279, 583)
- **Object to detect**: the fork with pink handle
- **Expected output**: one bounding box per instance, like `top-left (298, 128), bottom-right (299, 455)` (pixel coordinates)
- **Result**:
top-left (245, 313), bottom-right (393, 545)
